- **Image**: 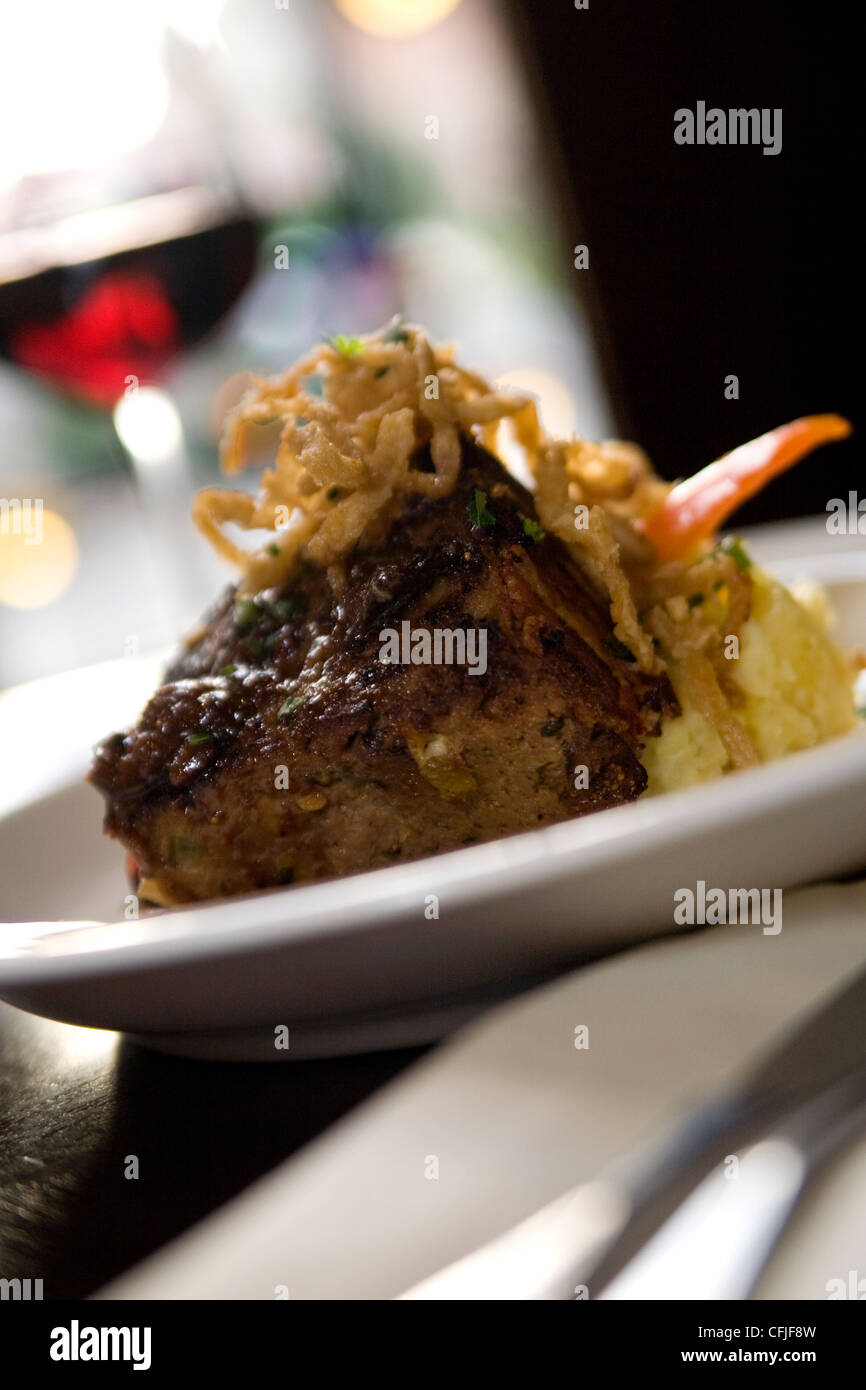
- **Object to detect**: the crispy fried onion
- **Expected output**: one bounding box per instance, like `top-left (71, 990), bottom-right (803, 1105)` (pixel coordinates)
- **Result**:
top-left (637, 554), bottom-right (759, 769)
top-left (195, 324), bottom-right (528, 595)
top-left (195, 323), bottom-right (755, 722)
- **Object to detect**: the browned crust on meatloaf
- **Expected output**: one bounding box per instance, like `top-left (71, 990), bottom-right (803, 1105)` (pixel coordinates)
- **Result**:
top-left (89, 436), bottom-right (677, 901)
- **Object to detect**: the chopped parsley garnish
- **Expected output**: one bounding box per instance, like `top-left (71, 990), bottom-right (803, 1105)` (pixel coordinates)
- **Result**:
top-left (267, 542), bottom-right (280, 558)
top-left (469, 488), bottom-right (496, 529)
top-left (384, 324), bottom-right (410, 344)
top-left (186, 732), bottom-right (213, 746)
top-left (328, 334), bottom-right (364, 356)
top-left (718, 535), bottom-right (752, 571)
top-left (687, 592), bottom-right (706, 608)
top-left (522, 516), bottom-right (546, 543)
top-left (374, 365), bottom-right (390, 379)
top-left (220, 663), bottom-right (237, 677)
top-left (271, 596), bottom-right (299, 621)
top-left (278, 695), bottom-right (306, 719)
top-left (309, 767), bottom-right (338, 786)
top-left (540, 715), bottom-right (564, 737)
top-left (305, 374), bottom-right (324, 397)
top-left (606, 635), bottom-right (636, 662)
top-left (234, 597), bottom-right (261, 628)
top-left (167, 834), bottom-right (202, 865)
top-left (244, 637), bottom-right (265, 658)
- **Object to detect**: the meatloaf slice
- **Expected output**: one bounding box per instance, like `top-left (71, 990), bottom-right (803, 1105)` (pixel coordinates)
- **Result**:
top-left (90, 436), bottom-right (675, 902)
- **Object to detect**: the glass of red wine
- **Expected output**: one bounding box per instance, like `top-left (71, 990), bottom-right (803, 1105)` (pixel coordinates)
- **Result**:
top-left (0, 190), bottom-right (256, 409)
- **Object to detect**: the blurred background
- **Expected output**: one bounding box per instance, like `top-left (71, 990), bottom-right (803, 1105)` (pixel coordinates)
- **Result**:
top-left (0, 0), bottom-right (856, 688)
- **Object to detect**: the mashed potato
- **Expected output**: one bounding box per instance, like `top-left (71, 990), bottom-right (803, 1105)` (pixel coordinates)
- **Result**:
top-left (642, 567), bottom-right (857, 793)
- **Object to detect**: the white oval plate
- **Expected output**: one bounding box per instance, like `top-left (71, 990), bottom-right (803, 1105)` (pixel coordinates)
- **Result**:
top-left (1, 545), bottom-right (864, 1059)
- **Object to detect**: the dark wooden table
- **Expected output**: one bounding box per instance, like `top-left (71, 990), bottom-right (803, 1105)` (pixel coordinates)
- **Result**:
top-left (0, 1000), bottom-right (424, 1299)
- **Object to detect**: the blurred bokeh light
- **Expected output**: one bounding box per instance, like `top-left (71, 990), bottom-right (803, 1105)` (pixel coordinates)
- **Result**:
top-left (0, 507), bottom-right (78, 610)
top-left (334, 0), bottom-right (463, 38)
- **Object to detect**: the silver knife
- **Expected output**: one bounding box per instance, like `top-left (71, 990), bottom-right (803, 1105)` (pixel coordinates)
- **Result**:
top-left (601, 1065), bottom-right (866, 1299)
top-left (401, 964), bottom-right (866, 1300)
